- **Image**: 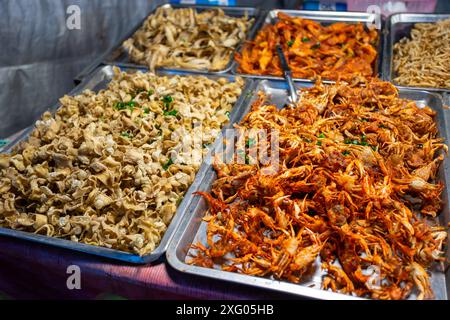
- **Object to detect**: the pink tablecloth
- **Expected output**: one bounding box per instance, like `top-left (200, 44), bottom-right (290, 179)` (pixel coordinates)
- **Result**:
top-left (0, 236), bottom-right (294, 299)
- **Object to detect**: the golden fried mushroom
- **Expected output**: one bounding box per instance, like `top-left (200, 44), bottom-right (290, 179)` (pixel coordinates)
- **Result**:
top-left (0, 68), bottom-right (243, 255)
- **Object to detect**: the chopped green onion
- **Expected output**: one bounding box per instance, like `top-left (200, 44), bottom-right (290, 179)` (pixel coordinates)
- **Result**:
top-left (318, 133), bottom-right (325, 139)
top-left (371, 145), bottom-right (378, 151)
top-left (316, 141), bottom-right (322, 146)
top-left (225, 111), bottom-right (230, 118)
top-left (344, 139), bottom-right (351, 144)
top-left (162, 95), bottom-right (173, 103)
top-left (148, 89), bottom-right (154, 96)
top-left (342, 150), bottom-right (350, 156)
top-left (144, 108), bottom-right (150, 114)
top-left (352, 140), bottom-right (359, 145)
top-left (301, 37), bottom-right (310, 42)
top-left (312, 42), bottom-right (321, 49)
top-left (287, 40), bottom-right (294, 47)
top-left (115, 102), bottom-right (126, 110)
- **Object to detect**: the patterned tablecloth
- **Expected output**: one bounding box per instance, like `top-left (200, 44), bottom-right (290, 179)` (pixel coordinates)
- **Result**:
top-left (0, 236), bottom-right (296, 299)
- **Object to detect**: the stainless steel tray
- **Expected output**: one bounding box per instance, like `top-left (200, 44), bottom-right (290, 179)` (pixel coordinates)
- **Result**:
top-left (0, 65), bottom-right (256, 264)
top-left (231, 9), bottom-right (384, 84)
top-left (382, 13), bottom-right (450, 94)
top-left (74, 4), bottom-right (264, 84)
top-left (167, 79), bottom-right (450, 299)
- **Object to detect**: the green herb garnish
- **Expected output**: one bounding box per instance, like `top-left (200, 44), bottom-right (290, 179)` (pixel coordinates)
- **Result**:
top-left (148, 89), bottom-right (154, 96)
top-left (163, 158), bottom-right (174, 170)
top-left (316, 141), bottom-right (322, 146)
top-left (342, 150), bottom-right (350, 156)
top-left (121, 131), bottom-right (132, 139)
top-left (237, 149), bottom-right (250, 164)
top-left (287, 40), bottom-right (294, 47)
top-left (302, 37), bottom-right (310, 42)
top-left (318, 133), bottom-right (325, 139)
top-left (144, 108), bottom-right (150, 114)
top-left (311, 42), bottom-right (321, 49)
top-left (162, 95), bottom-right (174, 109)
top-left (162, 95), bottom-right (173, 103)
top-left (246, 138), bottom-right (256, 148)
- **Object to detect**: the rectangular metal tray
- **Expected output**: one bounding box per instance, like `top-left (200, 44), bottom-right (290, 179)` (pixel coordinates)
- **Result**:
top-left (74, 3), bottom-right (264, 84)
top-left (231, 9), bottom-right (384, 84)
top-left (0, 65), bottom-right (256, 264)
top-left (167, 79), bottom-right (450, 299)
top-left (382, 13), bottom-right (450, 94)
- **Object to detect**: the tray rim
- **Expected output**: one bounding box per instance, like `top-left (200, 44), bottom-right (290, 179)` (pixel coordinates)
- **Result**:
top-left (166, 79), bottom-right (450, 300)
top-left (0, 64), bottom-right (256, 264)
top-left (382, 12), bottom-right (450, 94)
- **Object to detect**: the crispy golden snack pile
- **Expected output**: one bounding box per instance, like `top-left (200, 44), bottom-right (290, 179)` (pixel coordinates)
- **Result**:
top-left (236, 12), bottom-right (378, 81)
top-left (0, 68), bottom-right (243, 255)
top-left (190, 79), bottom-right (447, 300)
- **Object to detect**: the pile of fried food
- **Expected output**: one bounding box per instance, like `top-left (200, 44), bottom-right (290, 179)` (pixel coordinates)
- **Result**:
top-left (189, 79), bottom-right (448, 299)
top-left (0, 68), bottom-right (243, 255)
top-left (235, 12), bottom-right (378, 80)
top-left (393, 17), bottom-right (450, 89)
top-left (123, 6), bottom-right (254, 71)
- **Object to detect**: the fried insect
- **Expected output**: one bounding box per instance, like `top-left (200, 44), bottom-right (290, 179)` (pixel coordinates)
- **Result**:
top-left (189, 78), bottom-right (448, 300)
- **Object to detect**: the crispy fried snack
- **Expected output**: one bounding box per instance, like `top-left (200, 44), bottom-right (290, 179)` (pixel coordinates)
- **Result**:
top-left (189, 79), bottom-right (448, 300)
top-left (235, 12), bottom-right (378, 81)
top-left (124, 7), bottom-right (254, 72)
top-left (393, 18), bottom-right (450, 89)
top-left (0, 68), bottom-right (243, 256)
